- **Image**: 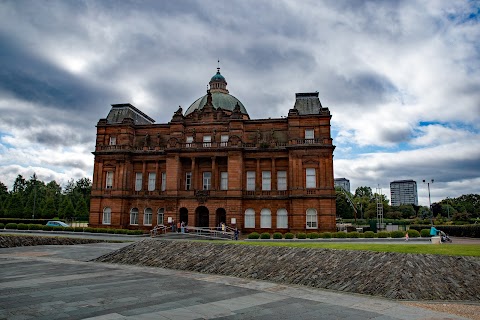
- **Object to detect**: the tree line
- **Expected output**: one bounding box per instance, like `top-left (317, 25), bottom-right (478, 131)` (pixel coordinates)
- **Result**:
top-left (336, 186), bottom-right (480, 222)
top-left (0, 174), bottom-right (91, 221)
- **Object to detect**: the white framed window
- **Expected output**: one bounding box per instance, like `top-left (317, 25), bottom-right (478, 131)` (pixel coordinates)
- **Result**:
top-left (306, 208), bottom-right (317, 229)
top-left (220, 171), bottom-right (228, 190)
top-left (105, 171), bottom-right (113, 189)
top-left (244, 208), bottom-right (255, 228)
top-left (103, 207), bottom-right (111, 225)
top-left (186, 136), bottom-right (193, 147)
top-left (161, 172), bottom-right (166, 191)
top-left (246, 171), bottom-right (255, 191)
top-left (109, 136), bottom-right (116, 146)
top-left (130, 208), bottom-right (139, 225)
top-left (157, 208), bottom-right (164, 225)
top-left (135, 172), bottom-right (142, 191)
top-left (306, 168), bottom-right (316, 189)
top-left (148, 172), bottom-right (156, 191)
top-left (220, 135), bottom-right (229, 147)
top-left (144, 208), bottom-right (153, 225)
top-left (305, 129), bottom-right (314, 141)
top-left (203, 135), bottom-right (211, 147)
top-left (203, 172), bottom-right (211, 190)
top-left (276, 208), bottom-right (288, 228)
top-left (260, 208), bottom-right (271, 228)
top-left (262, 171), bottom-right (271, 191)
top-left (277, 171), bottom-right (287, 191)
top-left (185, 172), bottom-right (192, 190)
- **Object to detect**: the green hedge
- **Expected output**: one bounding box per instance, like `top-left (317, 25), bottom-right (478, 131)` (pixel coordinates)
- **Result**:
top-left (377, 231), bottom-right (390, 238)
top-left (347, 232), bottom-right (359, 238)
top-left (5, 223), bottom-right (17, 229)
top-left (248, 232), bottom-right (260, 239)
top-left (364, 231), bottom-right (375, 238)
top-left (260, 232), bottom-right (271, 239)
top-left (420, 229), bottom-right (431, 237)
top-left (297, 232), bottom-right (307, 239)
top-left (321, 232), bottom-right (332, 239)
top-left (308, 232), bottom-right (319, 239)
top-left (273, 232), bottom-right (282, 239)
top-left (407, 229), bottom-right (420, 238)
top-left (0, 223), bottom-right (4, 229)
top-left (17, 223), bottom-right (28, 230)
top-left (334, 232), bottom-right (347, 238)
top-left (284, 232), bottom-right (294, 239)
top-left (390, 230), bottom-right (405, 238)
top-left (410, 224), bottom-right (480, 238)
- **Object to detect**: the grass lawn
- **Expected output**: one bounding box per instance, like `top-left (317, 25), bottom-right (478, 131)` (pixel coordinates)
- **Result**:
top-left (211, 241), bottom-right (480, 257)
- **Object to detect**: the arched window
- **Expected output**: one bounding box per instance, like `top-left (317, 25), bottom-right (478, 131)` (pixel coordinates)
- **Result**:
top-left (244, 208), bottom-right (255, 228)
top-left (144, 208), bottom-right (152, 225)
top-left (130, 208), bottom-right (139, 225)
top-left (306, 208), bottom-right (317, 229)
top-left (260, 208), bottom-right (271, 229)
top-left (103, 207), bottom-right (111, 225)
top-left (276, 208), bottom-right (288, 229)
top-left (157, 208), bottom-right (164, 225)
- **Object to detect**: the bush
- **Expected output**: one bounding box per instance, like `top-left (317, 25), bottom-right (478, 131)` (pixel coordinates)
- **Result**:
top-left (334, 232), bottom-right (347, 238)
top-left (5, 223), bottom-right (17, 230)
top-left (43, 225), bottom-right (54, 231)
top-left (64, 227), bottom-right (75, 232)
top-left (309, 232), bottom-right (319, 239)
top-left (28, 224), bottom-right (43, 230)
top-left (17, 223), bottom-right (28, 230)
top-left (248, 232), bottom-right (260, 239)
top-left (390, 230), bottom-right (405, 238)
top-left (114, 229), bottom-right (128, 234)
top-left (407, 229), bottom-right (420, 238)
top-left (260, 232), bottom-right (271, 239)
top-left (0, 223), bottom-right (4, 229)
top-left (107, 229), bottom-right (116, 234)
top-left (358, 233), bottom-right (365, 238)
top-left (84, 227), bottom-right (94, 233)
top-left (273, 232), bottom-right (283, 239)
top-left (420, 229), bottom-right (431, 237)
top-left (296, 232), bottom-right (307, 239)
top-left (364, 231), bottom-right (375, 238)
top-left (322, 232), bottom-right (332, 239)
top-left (284, 232), bottom-right (294, 239)
top-left (347, 232), bottom-right (359, 238)
top-left (377, 231), bottom-right (390, 238)
top-left (126, 230), bottom-right (143, 235)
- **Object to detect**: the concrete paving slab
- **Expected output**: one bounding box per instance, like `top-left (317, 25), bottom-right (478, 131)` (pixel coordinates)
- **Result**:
top-left (0, 242), bottom-right (472, 320)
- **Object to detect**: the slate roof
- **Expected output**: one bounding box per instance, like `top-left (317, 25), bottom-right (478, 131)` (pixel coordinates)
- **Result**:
top-left (106, 103), bottom-right (155, 125)
top-left (293, 92), bottom-right (323, 115)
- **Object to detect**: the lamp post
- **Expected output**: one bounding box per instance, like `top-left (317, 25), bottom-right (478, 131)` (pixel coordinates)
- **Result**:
top-left (423, 179), bottom-right (434, 225)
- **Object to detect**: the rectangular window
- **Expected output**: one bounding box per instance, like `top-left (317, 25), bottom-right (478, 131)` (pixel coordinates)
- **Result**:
top-left (185, 172), bottom-right (192, 190)
top-left (105, 171), bottom-right (113, 189)
top-left (246, 171), bottom-right (256, 191)
top-left (130, 211), bottom-right (138, 225)
top-left (305, 129), bottom-right (314, 141)
top-left (109, 136), bottom-right (116, 146)
top-left (135, 172), bottom-right (142, 191)
top-left (277, 171), bottom-right (287, 191)
top-left (148, 172), bottom-right (156, 191)
top-left (203, 135), bottom-right (211, 147)
top-left (144, 209), bottom-right (152, 225)
top-left (161, 172), bottom-right (166, 191)
top-left (157, 208), bottom-right (164, 225)
top-left (203, 172), bottom-right (211, 190)
top-left (262, 171), bottom-right (271, 191)
top-left (220, 172), bottom-right (228, 190)
top-left (306, 168), bottom-right (316, 189)
top-left (220, 135), bottom-right (229, 147)
top-left (186, 136), bottom-right (193, 147)
top-left (103, 208), bottom-right (111, 225)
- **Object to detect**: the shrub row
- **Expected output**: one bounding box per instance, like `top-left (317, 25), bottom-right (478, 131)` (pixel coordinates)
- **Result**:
top-left (410, 224), bottom-right (480, 238)
top-left (246, 230), bottom-right (427, 239)
top-left (0, 223), bottom-right (144, 235)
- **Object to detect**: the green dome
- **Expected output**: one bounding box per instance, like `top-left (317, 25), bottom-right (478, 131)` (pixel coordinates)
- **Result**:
top-left (211, 71), bottom-right (226, 82)
top-left (185, 92), bottom-right (248, 115)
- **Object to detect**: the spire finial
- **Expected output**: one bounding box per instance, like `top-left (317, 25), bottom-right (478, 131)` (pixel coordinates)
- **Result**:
top-left (217, 59), bottom-right (220, 73)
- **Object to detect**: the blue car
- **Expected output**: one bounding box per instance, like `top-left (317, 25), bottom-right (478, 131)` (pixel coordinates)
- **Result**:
top-left (46, 221), bottom-right (69, 227)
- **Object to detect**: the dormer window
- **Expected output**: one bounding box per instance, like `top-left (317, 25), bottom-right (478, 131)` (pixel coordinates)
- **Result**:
top-left (203, 135), bottom-right (211, 147)
top-left (186, 136), bottom-right (193, 147)
top-left (221, 135), bottom-right (228, 147)
top-left (305, 129), bottom-right (314, 143)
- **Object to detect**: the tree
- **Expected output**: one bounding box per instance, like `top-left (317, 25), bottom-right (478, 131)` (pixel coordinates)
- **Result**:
top-left (74, 197), bottom-right (89, 218)
top-left (42, 195), bottom-right (57, 219)
top-left (355, 186), bottom-right (373, 199)
top-left (5, 193), bottom-right (24, 217)
top-left (12, 175), bottom-right (26, 194)
top-left (335, 188), bottom-right (355, 219)
top-left (62, 199), bottom-right (75, 219)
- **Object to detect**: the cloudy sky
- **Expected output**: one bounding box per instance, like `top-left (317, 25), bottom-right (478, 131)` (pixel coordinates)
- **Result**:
top-left (0, 0), bottom-right (479, 206)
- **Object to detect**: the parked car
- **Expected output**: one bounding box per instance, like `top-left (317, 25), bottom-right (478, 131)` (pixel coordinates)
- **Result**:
top-left (46, 221), bottom-right (70, 227)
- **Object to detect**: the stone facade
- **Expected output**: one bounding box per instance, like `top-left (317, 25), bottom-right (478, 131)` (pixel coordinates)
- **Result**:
top-left (89, 69), bottom-right (336, 233)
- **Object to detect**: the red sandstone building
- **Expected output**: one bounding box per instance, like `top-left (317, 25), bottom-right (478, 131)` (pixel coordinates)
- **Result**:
top-left (89, 68), bottom-right (336, 233)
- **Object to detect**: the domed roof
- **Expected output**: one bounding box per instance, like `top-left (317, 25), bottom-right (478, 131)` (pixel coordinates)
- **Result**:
top-left (184, 67), bottom-right (249, 116)
top-left (211, 71), bottom-right (226, 82)
top-left (185, 92), bottom-right (248, 115)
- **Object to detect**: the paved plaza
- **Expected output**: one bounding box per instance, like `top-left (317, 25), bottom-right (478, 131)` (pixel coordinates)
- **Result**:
top-left (0, 240), bottom-right (471, 319)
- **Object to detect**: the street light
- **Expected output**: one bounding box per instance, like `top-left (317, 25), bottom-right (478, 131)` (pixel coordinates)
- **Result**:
top-left (423, 179), bottom-right (434, 225)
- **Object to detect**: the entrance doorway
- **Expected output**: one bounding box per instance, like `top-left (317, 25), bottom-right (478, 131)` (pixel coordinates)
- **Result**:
top-left (179, 207), bottom-right (188, 225)
top-left (195, 206), bottom-right (209, 227)
top-left (216, 208), bottom-right (226, 227)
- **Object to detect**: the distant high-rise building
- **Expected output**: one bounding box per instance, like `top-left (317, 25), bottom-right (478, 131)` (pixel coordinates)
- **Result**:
top-left (334, 178), bottom-right (350, 193)
top-left (390, 180), bottom-right (418, 206)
